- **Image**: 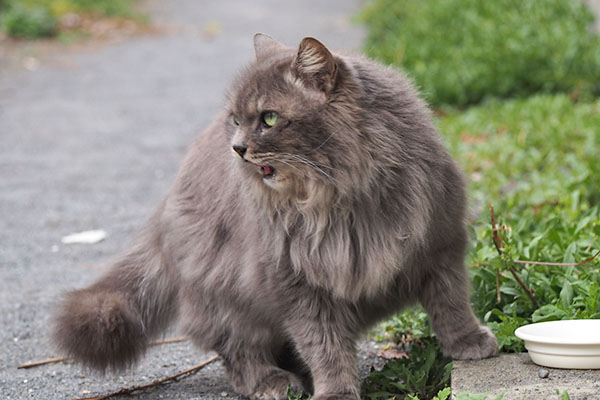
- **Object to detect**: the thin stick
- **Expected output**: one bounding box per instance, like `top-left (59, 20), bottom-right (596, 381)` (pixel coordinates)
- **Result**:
top-left (514, 249), bottom-right (600, 267)
top-left (71, 354), bottom-right (220, 400)
top-left (489, 204), bottom-right (539, 309)
top-left (508, 265), bottom-right (538, 308)
top-left (489, 204), bottom-right (502, 252)
top-left (149, 336), bottom-right (188, 346)
top-left (18, 357), bottom-right (68, 369)
top-left (17, 337), bottom-right (189, 369)
top-left (496, 269), bottom-right (501, 304)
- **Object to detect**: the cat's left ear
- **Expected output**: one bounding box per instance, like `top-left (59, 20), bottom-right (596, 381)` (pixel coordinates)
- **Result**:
top-left (292, 37), bottom-right (337, 96)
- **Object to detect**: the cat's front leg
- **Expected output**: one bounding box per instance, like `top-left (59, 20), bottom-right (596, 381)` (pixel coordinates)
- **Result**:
top-left (419, 248), bottom-right (498, 360)
top-left (284, 294), bottom-right (360, 400)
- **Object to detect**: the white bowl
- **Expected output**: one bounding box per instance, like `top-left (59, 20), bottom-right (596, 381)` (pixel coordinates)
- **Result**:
top-left (514, 319), bottom-right (600, 369)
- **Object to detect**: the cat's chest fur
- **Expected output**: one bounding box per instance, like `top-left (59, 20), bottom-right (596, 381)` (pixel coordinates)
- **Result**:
top-left (161, 119), bottom-right (417, 304)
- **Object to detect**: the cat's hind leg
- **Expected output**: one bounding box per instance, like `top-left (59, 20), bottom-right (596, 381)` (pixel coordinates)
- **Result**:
top-left (217, 335), bottom-right (306, 400)
top-left (183, 290), bottom-right (307, 399)
top-left (282, 294), bottom-right (361, 400)
top-left (275, 340), bottom-right (313, 393)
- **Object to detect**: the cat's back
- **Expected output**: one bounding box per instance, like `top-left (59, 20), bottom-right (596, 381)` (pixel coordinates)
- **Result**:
top-left (346, 55), bottom-right (432, 124)
top-left (341, 53), bottom-right (467, 247)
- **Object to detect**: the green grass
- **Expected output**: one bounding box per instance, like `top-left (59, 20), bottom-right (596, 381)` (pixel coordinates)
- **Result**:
top-left (441, 95), bottom-right (600, 208)
top-left (0, 0), bottom-right (135, 38)
top-left (0, 2), bottom-right (56, 38)
top-left (359, 0), bottom-right (600, 106)
top-left (59, 0), bottom-right (134, 17)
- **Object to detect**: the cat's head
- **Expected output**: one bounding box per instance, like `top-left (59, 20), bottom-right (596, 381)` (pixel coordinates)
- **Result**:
top-left (226, 34), bottom-right (363, 208)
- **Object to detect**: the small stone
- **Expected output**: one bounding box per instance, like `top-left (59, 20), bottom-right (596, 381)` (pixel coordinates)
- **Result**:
top-left (538, 368), bottom-right (549, 379)
top-left (23, 57), bottom-right (39, 71)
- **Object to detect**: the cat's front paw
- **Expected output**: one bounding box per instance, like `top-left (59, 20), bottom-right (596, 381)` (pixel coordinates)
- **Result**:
top-left (445, 325), bottom-right (498, 360)
top-left (251, 370), bottom-right (304, 400)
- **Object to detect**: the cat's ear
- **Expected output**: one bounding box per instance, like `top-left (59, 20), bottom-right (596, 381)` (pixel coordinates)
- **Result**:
top-left (292, 37), bottom-right (337, 95)
top-left (253, 33), bottom-right (287, 61)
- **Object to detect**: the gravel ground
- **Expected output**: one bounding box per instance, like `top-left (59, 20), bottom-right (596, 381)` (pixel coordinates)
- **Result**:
top-left (452, 353), bottom-right (600, 399)
top-left (0, 1), bottom-right (367, 399)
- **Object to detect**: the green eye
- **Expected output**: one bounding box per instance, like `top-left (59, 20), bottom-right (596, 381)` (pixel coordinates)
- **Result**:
top-left (262, 111), bottom-right (278, 127)
top-left (233, 115), bottom-right (240, 126)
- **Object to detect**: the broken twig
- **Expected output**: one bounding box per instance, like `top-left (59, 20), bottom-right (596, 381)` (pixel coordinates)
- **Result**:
top-left (18, 357), bottom-right (68, 369)
top-left (71, 354), bottom-right (220, 400)
top-left (513, 249), bottom-right (600, 267)
top-left (496, 269), bottom-right (501, 304)
top-left (150, 336), bottom-right (188, 346)
top-left (489, 204), bottom-right (539, 309)
top-left (507, 265), bottom-right (538, 308)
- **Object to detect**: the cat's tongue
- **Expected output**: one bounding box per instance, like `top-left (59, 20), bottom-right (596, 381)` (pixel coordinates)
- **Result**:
top-left (261, 165), bottom-right (274, 177)
top-left (247, 160), bottom-right (275, 178)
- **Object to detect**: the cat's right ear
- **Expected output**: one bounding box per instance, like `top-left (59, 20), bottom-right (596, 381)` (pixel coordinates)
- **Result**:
top-left (253, 33), bottom-right (287, 61)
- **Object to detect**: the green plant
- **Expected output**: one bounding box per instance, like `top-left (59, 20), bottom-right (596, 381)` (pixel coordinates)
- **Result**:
top-left (432, 387), bottom-right (451, 400)
top-left (404, 387), bottom-right (451, 400)
top-left (558, 390), bottom-right (571, 400)
top-left (359, 0), bottom-right (600, 106)
top-left (66, 0), bottom-right (133, 17)
top-left (1, 2), bottom-right (56, 38)
top-left (362, 337), bottom-right (451, 400)
top-left (287, 386), bottom-right (311, 400)
top-left (0, 0), bottom-right (136, 38)
top-left (376, 307), bottom-right (432, 344)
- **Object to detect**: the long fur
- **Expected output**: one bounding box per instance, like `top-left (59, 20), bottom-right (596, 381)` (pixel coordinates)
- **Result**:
top-left (53, 34), bottom-right (496, 400)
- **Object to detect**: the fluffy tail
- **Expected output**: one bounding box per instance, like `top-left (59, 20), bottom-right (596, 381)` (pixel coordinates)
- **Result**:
top-left (53, 220), bottom-right (178, 372)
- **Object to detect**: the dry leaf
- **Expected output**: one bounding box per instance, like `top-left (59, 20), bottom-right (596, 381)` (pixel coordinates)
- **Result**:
top-left (377, 349), bottom-right (408, 360)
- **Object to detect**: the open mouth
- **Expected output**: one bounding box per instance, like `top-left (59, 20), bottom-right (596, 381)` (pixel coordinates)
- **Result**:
top-left (246, 160), bottom-right (275, 179)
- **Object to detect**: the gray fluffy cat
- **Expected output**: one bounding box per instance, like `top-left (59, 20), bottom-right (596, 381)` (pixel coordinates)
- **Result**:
top-left (53, 34), bottom-right (497, 399)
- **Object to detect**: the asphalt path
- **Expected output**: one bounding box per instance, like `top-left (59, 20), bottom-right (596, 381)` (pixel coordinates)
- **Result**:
top-left (0, 1), bottom-right (367, 399)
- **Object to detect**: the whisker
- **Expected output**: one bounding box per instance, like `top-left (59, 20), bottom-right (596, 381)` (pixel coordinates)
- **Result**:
top-left (276, 154), bottom-right (335, 181)
top-left (251, 152), bottom-right (335, 182)
top-left (278, 152), bottom-right (335, 171)
top-left (252, 155), bottom-right (306, 176)
top-left (306, 131), bottom-right (336, 154)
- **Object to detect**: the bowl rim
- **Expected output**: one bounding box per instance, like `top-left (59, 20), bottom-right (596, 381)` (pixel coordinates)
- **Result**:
top-left (514, 319), bottom-right (600, 345)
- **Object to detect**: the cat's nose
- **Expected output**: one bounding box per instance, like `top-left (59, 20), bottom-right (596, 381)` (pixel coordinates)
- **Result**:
top-left (232, 144), bottom-right (248, 158)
